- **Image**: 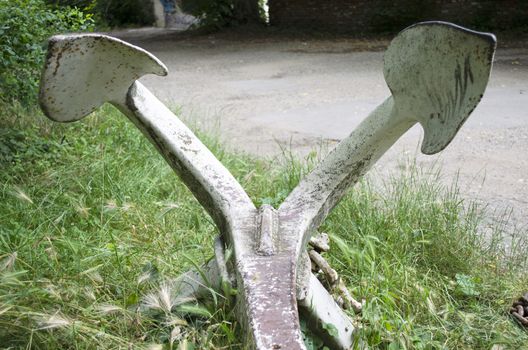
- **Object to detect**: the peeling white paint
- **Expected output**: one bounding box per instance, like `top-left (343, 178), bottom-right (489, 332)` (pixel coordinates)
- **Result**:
top-left (39, 22), bottom-right (496, 350)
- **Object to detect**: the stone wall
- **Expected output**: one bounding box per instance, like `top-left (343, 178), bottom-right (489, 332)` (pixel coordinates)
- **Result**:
top-left (268, 0), bottom-right (528, 33)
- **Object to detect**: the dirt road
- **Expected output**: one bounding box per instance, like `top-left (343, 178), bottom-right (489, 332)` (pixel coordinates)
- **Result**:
top-left (114, 28), bottom-right (528, 230)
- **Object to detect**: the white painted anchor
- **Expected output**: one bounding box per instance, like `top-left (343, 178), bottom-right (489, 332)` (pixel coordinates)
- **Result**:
top-left (39, 21), bottom-right (495, 349)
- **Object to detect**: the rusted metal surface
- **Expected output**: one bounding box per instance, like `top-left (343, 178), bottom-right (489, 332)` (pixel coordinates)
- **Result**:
top-left (510, 293), bottom-right (528, 327)
top-left (39, 21), bottom-right (496, 349)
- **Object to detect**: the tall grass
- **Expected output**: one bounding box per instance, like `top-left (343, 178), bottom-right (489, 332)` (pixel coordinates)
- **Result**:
top-left (1, 106), bottom-right (527, 349)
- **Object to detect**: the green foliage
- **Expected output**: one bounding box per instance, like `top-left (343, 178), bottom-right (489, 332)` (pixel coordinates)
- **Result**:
top-left (186, 0), bottom-right (262, 30)
top-left (48, 0), bottom-right (157, 27)
top-left (1, 106), bottom-right (528, 348)
top-left (455, 273), bottom-right (481, 297)
top-left (257, 0), bottom-right (268, 23)
top-left (321, 322), bottom-right (338, 338)
top-left (194, 0), bottom-right (239, 30)
top-left (0, 127), bottom-right (63, 171)
top-left (324, 167), bottom-right (528, 349)
top-left (102, 0), bottom-right (155, 27)
top-left (0, 0), bottom-right (94, 106)
top-left (300, 320), bottom-right (329, 350)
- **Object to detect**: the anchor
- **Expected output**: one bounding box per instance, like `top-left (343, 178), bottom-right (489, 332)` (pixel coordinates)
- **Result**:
top-left (39, 22), bottom-right (496, 349)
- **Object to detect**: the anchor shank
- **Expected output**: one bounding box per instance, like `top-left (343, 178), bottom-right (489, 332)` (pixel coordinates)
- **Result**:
top-left (119, 81), bottom-right (256, 249)
top-left (237, 254), bottom-right (305, 349)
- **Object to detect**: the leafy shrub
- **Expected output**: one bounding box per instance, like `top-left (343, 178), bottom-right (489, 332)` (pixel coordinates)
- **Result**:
top-left (48, 0), bottom-right (156, 28)
top-left (200, 0), bottom-right (238, 29)
top-left (0, 126), bottom-right (65, 175)
top-left (185, 0), bottom-right (262, 30)
top-left (0, 0), bottom-right (94, 106)
top-left (96, 0), bottom-right (155, 27)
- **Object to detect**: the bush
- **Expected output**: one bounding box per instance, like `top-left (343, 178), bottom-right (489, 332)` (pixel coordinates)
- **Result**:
top-left (0, 0), bottom-right (94, 106)
top-left (199, 0), bottom-right (239, 29)
top-left (184, 0), bottom-right (262, 30)
top-left (96, 0), bottom-right (155, 27)
top-left (48, 0), bottom-right (156, 28)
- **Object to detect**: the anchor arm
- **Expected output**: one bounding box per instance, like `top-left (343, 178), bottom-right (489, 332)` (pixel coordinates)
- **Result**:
top-left (279, 22), bottom-right (496, 257)
top-left (121, 81), bottom-right (256, 238)
top-left (39, 34), bottom-right (256, 241)
top-left (279, 97), bottom-right (410, 251)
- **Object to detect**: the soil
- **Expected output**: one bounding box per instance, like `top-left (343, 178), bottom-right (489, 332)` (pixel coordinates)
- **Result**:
top-left (112, 27), bottom-right (528, 233)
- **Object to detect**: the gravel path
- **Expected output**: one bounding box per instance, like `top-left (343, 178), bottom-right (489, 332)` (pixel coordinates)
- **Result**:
top-left (114, 28), bottom-right (528, 232)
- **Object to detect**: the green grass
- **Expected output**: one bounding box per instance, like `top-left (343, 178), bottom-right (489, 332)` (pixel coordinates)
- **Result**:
top-left (1, 105), bottom-right (527, 349)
